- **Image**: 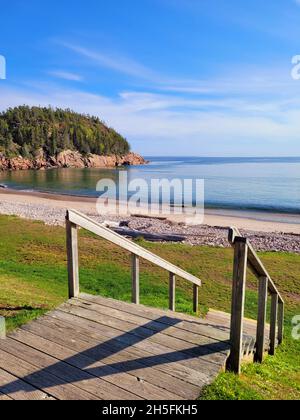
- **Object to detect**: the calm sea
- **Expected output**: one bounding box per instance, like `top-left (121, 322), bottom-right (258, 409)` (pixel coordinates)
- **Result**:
top-left (0, 156), bottom-right (299, 215)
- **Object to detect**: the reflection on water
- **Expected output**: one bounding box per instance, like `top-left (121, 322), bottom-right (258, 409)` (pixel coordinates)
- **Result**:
top-left (0, 168), bottom-right (120, 196)
top-left (0, 157), bottom-right (300, 214)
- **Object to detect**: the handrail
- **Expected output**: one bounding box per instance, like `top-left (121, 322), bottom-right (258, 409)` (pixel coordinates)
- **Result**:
top-left (229, 227), bottom-right (284, 303)
top-left (227, 226), bottom-right (284, 374)
top-left (65, 209), bottom-right (201, 313)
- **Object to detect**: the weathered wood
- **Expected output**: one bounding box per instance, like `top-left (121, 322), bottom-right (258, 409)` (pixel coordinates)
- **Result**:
top-left (16, 322), bottom-right (191, 400)
top-left (59, 304), bottom-right (228, 372)
top-left (169, 273), bottom-right (176, 311)
top-left (228, 228), bottom-right (284, 304)
top-left (0, 368), bottom-right (54, 400)
top-left (46, 309), bottom-right (218, 388)
top-left (278, 301), bottom-right (284, 345)
top-left (63, 300), bottom-right (229, 357)
top-left (66, 218), bottom-right (79, 299)
top-left (113, 228), bottom-right (185, 243)
top-left (67, 210), bottom-right (201, 287)
top-left (255, 276), bottom-right (268, 363)
top-left (0, 348), bottom-right (94, 400)
top-left (193, 285), bottom-right (199, 313)
top-left (0, 289), bottom-right (283, 400)
top-left (205, 310), bottom-right (270, 341)
top-left (0, 392), bottom-right (13, 400)
top-left (269, 293), bottom-right (278, 355)
top-left (228, 226), bottom-right (284, 366)
top-left (131, 254), bottom-right (140, 304)
top-left (0, 337), bottom-right (140, 400)
top-left (11, 328), bottom-right (183, 400)
top-left (227, 239), bottom-right (248, 374)
top-left (79, 293), bottom-right (229, 342)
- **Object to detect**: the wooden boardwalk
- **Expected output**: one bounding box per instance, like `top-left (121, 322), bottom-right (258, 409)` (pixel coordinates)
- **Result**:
top-left (0, 293), bottom-right (269, 400)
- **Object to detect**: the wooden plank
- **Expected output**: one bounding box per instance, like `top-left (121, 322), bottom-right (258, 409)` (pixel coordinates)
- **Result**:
top-left (79, 294), bottom-right (261, 366)
top-left (228, 228), bottom-right (284, 304)
top-left (227, 239), bottom-right (248, 374)
top-left (45, 309), bottom-right (221, 387)
top-left (67, 299), bottom-right (229, 355)
top-left (79, 293), bottom-right (230, 342)
top-left (278, 302), bottom-right (284, 345)
top-left (131, 254), bottom-right (140, 305)
top-left (113, 227), bottom-right (185, 243)
top-left (193, 285), bottom-right (199, 313)
top-left (66, 219), bottom-right (79, 299)
top-left (0, 337), bottom-right (141, 400)
top-left (0, 368), bottom-right (54, 400)
top-left (205, 309), bottom-right (269, 352)
top-left (11, 327), bottom-right (185, 400)
top-left (56, 306), bottom-right (226, 375)
top-left (0, 392), bottom-right (13, 400)
top-left (0, 349), bottom-right (94, 400)
top-left (169, 273), bottom-right (176, 312)
top-left (247, 241), bottom-right (283, 301)
top-left (59, 302), bottom-right (228, 368)
top-left (67, 210), bottom-right (201, 287)
top-left (269, 294), bottom-right (278, 356)
top-left (14, 317), bottom-right (199, 400)
top-left (255, 276), bottom-right (268, 363)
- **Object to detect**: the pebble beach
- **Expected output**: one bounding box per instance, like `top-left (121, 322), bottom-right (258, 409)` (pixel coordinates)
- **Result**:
top-left (0, 189), bottom-right (300, 254)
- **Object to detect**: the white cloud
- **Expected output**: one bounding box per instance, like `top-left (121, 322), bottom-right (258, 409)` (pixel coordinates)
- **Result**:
top-left (1, 80), bottom-right (300, 156)
top-left (61, 42), bottom-right (158, 81)
top-left (2, 43), bottom-right (300, 156)
top-left (58, 42), bottom-right (300, 99)
top-left (48, 70), bottom-right (84, 82)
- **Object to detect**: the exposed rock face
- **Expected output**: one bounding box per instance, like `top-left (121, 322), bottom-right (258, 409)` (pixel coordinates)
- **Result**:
top-left (0, 150), bottom-right (148, 171)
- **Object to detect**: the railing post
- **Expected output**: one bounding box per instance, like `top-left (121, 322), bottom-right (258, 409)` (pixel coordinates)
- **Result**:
top-left (193, 285), bottom-right (199, 313)
top-left (227, 238), bottom-right (248, 374)
top-left (255, 276), bottom-right (268, 363)
top-left (131, 254), bottom-right (140, 304)
top-left (169, 273), bottom-right (176, 311)
top-left (278, 301), bottom-right (284, 345)
top-left (66, 218), bottom-right (79, 299)
top-left (269, 293), bottom-right (278, 355)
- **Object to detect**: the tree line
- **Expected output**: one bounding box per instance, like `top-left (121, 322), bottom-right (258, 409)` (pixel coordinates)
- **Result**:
top-left (0, 106), bottom-right (130, 158)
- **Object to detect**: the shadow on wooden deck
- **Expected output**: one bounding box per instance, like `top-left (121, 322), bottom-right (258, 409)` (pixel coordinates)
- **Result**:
top-left (0, 295), bottom-right (231, 400)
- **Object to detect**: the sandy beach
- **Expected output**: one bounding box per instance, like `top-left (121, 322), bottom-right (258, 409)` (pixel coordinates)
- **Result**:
top-left (0, 188), bottom-right (300, 253)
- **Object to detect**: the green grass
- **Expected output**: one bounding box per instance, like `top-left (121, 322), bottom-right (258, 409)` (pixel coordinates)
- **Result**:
top-left (200, 326), bottom-right (300, 400)
top-left (0, 214), bottom-right (299, 399)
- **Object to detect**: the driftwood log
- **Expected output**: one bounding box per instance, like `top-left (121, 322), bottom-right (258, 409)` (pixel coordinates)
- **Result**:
top-left (112, 227), bottom-right (185, 243)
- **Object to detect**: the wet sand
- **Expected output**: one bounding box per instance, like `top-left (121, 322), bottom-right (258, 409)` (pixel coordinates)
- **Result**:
top-left (0, 188), bottom-right (299, 234)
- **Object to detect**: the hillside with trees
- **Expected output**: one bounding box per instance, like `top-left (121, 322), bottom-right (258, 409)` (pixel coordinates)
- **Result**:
top-left (0, 106), bottom-right (130, 159)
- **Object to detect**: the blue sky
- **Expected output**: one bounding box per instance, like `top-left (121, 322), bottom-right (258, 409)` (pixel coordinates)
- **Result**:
top-left (1, 0), bottom-right (300, 156)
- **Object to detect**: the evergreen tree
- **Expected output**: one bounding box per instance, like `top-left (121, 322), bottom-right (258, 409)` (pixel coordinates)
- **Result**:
top-left (0, 106), bottom-right (130, 159)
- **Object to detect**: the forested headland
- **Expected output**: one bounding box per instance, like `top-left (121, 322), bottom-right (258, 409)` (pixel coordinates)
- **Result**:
top-left (0, 106), bottom-right (146, 170)
top-left (0, 106), bottom-right (130, 158)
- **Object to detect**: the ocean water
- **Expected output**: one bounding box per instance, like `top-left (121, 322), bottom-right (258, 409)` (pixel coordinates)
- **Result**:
top-left (0, 156), bottom-right (299, 215)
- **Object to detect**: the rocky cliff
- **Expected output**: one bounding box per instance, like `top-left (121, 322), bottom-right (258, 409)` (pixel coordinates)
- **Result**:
top-left (0, 149), bottom-right (148, 171)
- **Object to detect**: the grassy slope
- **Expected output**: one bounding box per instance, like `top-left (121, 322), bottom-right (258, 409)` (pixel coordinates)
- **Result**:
top-left (0, 215), bottom-right (299, 400)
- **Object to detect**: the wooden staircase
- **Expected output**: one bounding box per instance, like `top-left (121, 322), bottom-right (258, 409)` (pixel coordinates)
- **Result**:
top-left (205, 310), bottom-right (271, 360)
top-left (65, 210), bottom-right (284, 375)
top-left (0, 210), bottom-right (285, 400)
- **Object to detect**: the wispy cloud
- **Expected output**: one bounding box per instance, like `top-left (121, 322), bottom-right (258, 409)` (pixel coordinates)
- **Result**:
top-left (2, 42), bottom-right (300, 156)
top-left (48, 70), bottom-right (83, 82)
top-left (58, 42), bottom-right (297, 99)
top-left (1, 80), bottom-right (300, 156)
top-left (60, 42), bottom-right (158, 81)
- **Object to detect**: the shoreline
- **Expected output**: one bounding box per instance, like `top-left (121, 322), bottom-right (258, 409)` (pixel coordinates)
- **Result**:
top-left (0, 187), bottom-right (300, 234)
top-left (0, 188), bottom-right (300, 253)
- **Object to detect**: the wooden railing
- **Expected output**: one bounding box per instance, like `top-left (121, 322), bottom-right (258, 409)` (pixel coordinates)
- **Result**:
top-left (227, 227), bottom-right (284, 374)
top-left (66, 210), bottom-right (201, 313)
